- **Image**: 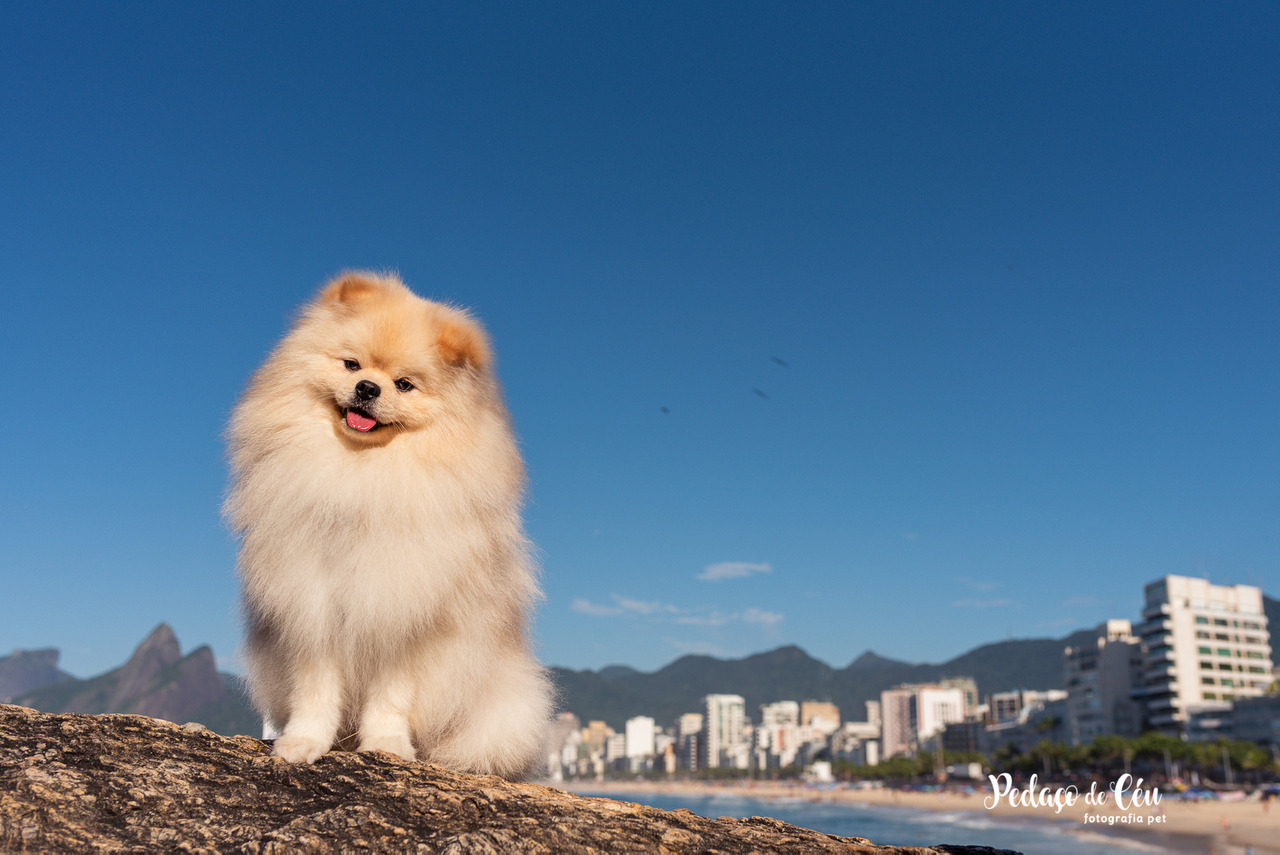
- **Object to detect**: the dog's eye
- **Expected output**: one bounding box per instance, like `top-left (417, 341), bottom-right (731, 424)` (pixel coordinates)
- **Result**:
top-left (394, 378), bottom-right (415, 393)
top-left (343, 359), bottom-right (361, 371)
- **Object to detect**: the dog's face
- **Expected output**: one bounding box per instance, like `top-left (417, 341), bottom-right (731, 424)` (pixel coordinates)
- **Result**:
top-left (299, 273), bottom-right (492, 447)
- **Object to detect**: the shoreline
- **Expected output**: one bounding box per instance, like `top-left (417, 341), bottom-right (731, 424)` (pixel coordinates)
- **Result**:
top-left (555, 779), bottom-right (1279, 855)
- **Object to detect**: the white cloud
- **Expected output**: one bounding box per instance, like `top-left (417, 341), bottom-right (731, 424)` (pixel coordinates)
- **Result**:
top-left (612, 595), bottom-right (679, 615)
top-left (572, 595), bottom-right (685, 618)
top-left (675, 607), bottom-right (783, 632)
top-left (572, 595), bottom-right (784, 635)
top-left (952, 597), bottom-right (1018, 609)
top-left (741, 607), bottom-right (784, 633)
top-left (674, 611), bottom-right (731, 627)
top-left (571, 598), bottom-right (624, 617)
top-left (698, 561), bottom-right (773, 581)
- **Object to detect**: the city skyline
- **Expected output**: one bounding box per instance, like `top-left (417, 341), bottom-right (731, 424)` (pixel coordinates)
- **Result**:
top-left (13, 578), bottom-right (1273, 685)
top-left (549, 576), bottom-right (1274, 781)
top-left (4, 3), bottom-right (1279, 678)
top-left (7, 574), bottom-right (1274, 769)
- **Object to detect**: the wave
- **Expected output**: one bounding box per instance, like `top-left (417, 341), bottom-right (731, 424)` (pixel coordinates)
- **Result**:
top-left (583, 789), bottom-right (1109, 855)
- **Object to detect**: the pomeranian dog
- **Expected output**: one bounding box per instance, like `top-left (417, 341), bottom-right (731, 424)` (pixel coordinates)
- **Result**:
top-left (225, 271), bottom-right (552, 777)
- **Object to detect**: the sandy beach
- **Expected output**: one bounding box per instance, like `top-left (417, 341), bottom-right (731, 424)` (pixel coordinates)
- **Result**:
top-left (564, 779), bottom-right (1280, 855)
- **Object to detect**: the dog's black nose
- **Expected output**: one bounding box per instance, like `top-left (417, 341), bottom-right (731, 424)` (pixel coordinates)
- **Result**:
top-left (355, 379), bottom-right (381, 402)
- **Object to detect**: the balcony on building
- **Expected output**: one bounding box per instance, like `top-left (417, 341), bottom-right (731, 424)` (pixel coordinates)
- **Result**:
top-left (1141, 602), bottom-right (1173, 621)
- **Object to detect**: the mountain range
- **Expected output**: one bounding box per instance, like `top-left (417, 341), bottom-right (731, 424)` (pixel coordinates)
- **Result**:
top-left (3, 624), bottom-right (259, 737)
top-left (550, 633), bottom-right (1100, 731)
top-left (7, 594), bottom-right (1277, 735)
top-left (555, 595), bottom-right (1280, 730)
top-left (0, 648), bottom-right (69, 700)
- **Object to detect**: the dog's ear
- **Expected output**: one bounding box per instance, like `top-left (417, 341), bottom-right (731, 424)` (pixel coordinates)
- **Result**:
top-left (319, 273), bottom-right (382, 307)
top-left (436, 317), bottom-right (491, 369)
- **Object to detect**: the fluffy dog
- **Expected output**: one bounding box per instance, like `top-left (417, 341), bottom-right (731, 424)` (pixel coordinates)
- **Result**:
top-left (225, 271), bottom-right (552, 777)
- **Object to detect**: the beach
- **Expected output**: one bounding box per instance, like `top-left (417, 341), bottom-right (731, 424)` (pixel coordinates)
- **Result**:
top-left (563, 779), bottom-right (1280, 854)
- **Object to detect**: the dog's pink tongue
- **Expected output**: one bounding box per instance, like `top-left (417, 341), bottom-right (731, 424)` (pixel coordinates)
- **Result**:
top-left (346, 410), bottom-right (377, 432)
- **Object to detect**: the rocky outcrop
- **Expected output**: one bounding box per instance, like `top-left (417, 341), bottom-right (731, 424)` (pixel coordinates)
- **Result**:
top-left (0, 705), bottom-right (1020, 853)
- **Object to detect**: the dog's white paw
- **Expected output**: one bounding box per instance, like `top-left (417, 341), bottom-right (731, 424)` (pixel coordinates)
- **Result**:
top-left (358, 733), bottom-right (416, 761)
top-left (272, 734), bottom-right (330, 764)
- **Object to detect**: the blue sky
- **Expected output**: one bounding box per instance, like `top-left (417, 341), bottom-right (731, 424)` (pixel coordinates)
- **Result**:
top-left (3, 2), bottom-right (1278, 682)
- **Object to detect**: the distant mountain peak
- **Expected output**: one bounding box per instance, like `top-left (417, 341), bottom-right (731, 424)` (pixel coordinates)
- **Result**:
top-left (847, 650), bottom-right (902, 669)
top-left (114, 624), bottom-right (181, 681)
top-left (5, 648), bottom-right (59, 666)
top-left (14, 624), bottom-right (259, 737)
top-left (135, 624), bottom-right (180, 659)
top-left (748, 645), bottom-right (816, 664)
top-left (596, 665), bottom-right (641, 682)
top-left (106, 624), bottom-right (185, 713)
top-left (0, 648), bottom-right (69, 702)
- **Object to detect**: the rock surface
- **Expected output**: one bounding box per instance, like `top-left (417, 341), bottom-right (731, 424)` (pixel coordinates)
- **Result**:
top-left (0, 704), bottom-right (1019, 854)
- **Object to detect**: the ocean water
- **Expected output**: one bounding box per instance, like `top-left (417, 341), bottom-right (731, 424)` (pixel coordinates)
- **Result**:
top-left (581, 789), bottom-right (1177, 855)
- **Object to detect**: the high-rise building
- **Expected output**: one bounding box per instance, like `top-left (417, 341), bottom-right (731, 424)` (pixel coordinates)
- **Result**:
top-left (1135, 575), bottom-right (1273, 735)
top-left (760, 701), bottom-right (800, 730)
top-left (624, 715), bottom-right (656, 759)
top-left (676, 712), bottom-right (704, 737)
top-left (937, 677), bottom-right (980, 717)
top-left (676, 712), bottom-right (703, 771)
top-left (757, 701), bottom-right (801, 767)
top-left (1233, 695), bottom-right (1280, 750)
top-left (915, 685), bottom-right (966, 743)
top-left (1064, 619), bottom-right (1144, 744)
top-left (880, 683), bottom-right (967, 757)
top-left (703, 694), bottom-right (748, 769)
top-left (880, 686), bottom-right (916, 758)
top-left (604, 733), bottom-right (627, 763)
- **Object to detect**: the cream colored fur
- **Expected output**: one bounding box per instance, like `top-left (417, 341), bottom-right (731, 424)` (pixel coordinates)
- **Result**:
top-left (225, 271), bottom-right (552, 778)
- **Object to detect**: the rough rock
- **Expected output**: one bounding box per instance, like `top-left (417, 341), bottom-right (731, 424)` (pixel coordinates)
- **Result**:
top-left (0, 704), bottom-right (1019, 854)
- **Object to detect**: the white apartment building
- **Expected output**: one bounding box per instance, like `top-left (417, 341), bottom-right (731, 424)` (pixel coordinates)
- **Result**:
top-left (937, 677), bottom-right (980, 717)
top-left (756, 701), bottom-right (801, 767)
top-left (703, 694), bottom-right (749, 769)
top-left (916, 686), bottom-right (966, 742)
top-left (677, 712), bottom-right (704, 737)
top-left (1135, 575), bottom-right (1273, 735)
top-left (880, 683), bottom-right (967, 757)
top-left (1064, 619), bottom-right (1144, 744)
top-left (760, 701), bottom-right (800, 728)
top-left (604, 732), bottom-right (627, 763)
top-left (624, 715), bottom-right (656, 760)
